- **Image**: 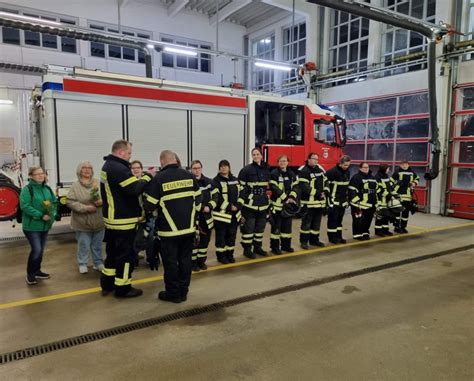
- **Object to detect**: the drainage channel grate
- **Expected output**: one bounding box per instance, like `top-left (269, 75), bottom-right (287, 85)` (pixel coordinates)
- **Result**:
top-left (1, 243), bottom-right (472, 365)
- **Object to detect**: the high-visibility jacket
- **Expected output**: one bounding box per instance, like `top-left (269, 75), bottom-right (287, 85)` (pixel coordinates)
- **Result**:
top-left (296, 163), bottom-right (326, 209)
top-left (212, 173), bottom-right (241, 224)
top-left (392, 166), bottom-right (419, 202)
top-left (143, 164), bottom-right (201, 238)
top-left (374, 171), bottom-right (396, 207)
top-left (195, 175), bottom-right (218, 229)
top-left (325, 165), bottom-right (350, 208)
top-left (349, 170), bottom-right (379, 209)
top-left (237, 161), bottom-right (270, 211)
top-left (100, 154), bottom-right (151, 230)
top-left (270, 168), bottom-right (298, 212)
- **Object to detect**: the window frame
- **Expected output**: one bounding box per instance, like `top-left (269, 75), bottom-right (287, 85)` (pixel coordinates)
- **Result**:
top-left (282, 22), bottom-right (307, 95)
top-left (250, 33), bottom-right (276, 92)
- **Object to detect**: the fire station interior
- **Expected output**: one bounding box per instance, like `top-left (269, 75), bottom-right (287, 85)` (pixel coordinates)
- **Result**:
top-left (0, 0), bottom-right (473, 379)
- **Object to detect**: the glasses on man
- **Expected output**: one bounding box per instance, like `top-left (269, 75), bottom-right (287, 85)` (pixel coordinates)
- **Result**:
top-left (32, 172), bottom-right (45, 176)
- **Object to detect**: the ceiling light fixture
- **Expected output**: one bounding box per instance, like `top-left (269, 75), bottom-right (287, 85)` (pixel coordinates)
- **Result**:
top-left (0, 12), bottom-right (61, 26)
top-left (0, 100), bottom-right (14, 105)
top-left (146, 44), bottom-right (154, 49)
top-left (163, 47), bottom-right (198, 56)
top-left (255, 62), bottom-right (292, 71)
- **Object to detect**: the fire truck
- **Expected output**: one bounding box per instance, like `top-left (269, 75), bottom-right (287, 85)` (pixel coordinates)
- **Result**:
top-left (0, 67), bottom-right (346, 221)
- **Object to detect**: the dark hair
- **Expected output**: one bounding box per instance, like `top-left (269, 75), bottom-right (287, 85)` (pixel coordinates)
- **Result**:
top-left (218, 159), bottom-right (230, 169)
top-left (307, 153), bottom-right (318, 160)
top-left (359, 162), bottom-right (369, 168)
top-left (400, 159), bottom-right (409, 164)
top-left (278, 155), bottom-right (289, 162)
top-left (130, 160), bottom-right (143, 169)
top-left (378, 163), bottom-right (389, 173)
top-left (111, 139), bottom-right (131, 153)
top-left (251, 147), bottom-right (262, 155)
top-left (191, 160), bottom-right (202, 168)
top-left (339, 155), bottom-right (352, 165)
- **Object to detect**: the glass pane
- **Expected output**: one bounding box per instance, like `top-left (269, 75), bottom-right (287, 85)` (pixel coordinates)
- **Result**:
top-left (411, 0), bottom-right (424, 18)
top-left (2, 27), bottom-right (20, 44)
top-left (331, 28), bottom-right (338, 46)
top-left (329, 105), bottom-right (342, 115)
top-left (459, 141), bottom-right (474, 163)
top-left (385, 31), bottom-right (393, 54)
top-left (162, 52), bottom-right (174, 67)
top-left (360, 39), bottom-right (368, 60)
top-left (91, 42), bottom-right (105, 57)
top-left (299, 40), bottom-right (306, 57)
top-left (314, 122), bottom-right (336, 144)
top-left (395, 29), bottom-right (408, 51)
top-left (350, 20), bottom-right (360, 40)
top-left (397, 118), bottom-right (430, 138)
top-left (340, 24), bottom-right (348, 44)
top-left (462, 87), bottom-right (474, 110)
top-left (458, 115), bottom-right (474, 137)
top-left (344, 143), bottom-right (365, 160)
top-left (411, 166), bottom-right (427, 187)
top-left (349, 42), bottom-right (358, 62)
top-left (409, 31), bottom-right (423, 48)
top-left (395, 142), bottom-right (428, 161)
top-left (109, 45), bottom-right (121, 58)
top-left (369, 98), bottom-right (396, 117)
top-left (177, 55), bottom-right (187, 67)
top-left (25, 30), bottom-right (40, 46)
top-left (61, 37), bottom-right (76, 53)
top-left (340, 12), bottom-right (349, 23)
top-left (338, 46), bottom-right (347, 66)
top-left (201, 59), bottom-right (210, 72)
top-left (368, 121), bottom-right (395, 139)
top-left (452, 168), bottom-right (474, 190)
top-left (346, 123), bottom-right (366, 140)
top-left (42, 33), bottom-right (57, 49)
top-left (427, 0), bottom-right (436, 18)
top-left (367, 143), bottom-right (394, 161)
top-left (188, 56), bottom-right (198, 70)
top-left (397, 2), bottom-right (409, 15)
top-left (123, 47), bottom-right (135, 60)
top-left (299, 23), bottom-right (306, 39)
top-left (345, 102), bottom-right (367, 120)
top-left (361, 18), bottom-right (369, 37)
top-left (399, 93), bottom-right (428, 114)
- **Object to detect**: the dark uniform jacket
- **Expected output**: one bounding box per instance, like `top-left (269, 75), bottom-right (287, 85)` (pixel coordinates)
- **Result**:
top-left (269, 168), bottom-right (297, 212)
top-left (212, 173), bottom-right (240, 224)
top-left (374, 171), bottom-right (395, 207)
top-left (143, 164), bottom-right (201, 238)
top-left (238, 161), bottom-right (271, 211)
top-left (349, 170), bottom-right (378, 209)
top-left (325, 165), bottom-right (350, 208)
top-left (100, 154), bottom-right (151, 230)
top-left (296, 164), bottom-right (326, 209)
top-left (196, 175), bottom-right (218, 229)
top-left (392, 166), bottom-right (419, 202)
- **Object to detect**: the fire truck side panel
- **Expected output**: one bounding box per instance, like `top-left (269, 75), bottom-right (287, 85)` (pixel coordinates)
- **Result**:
top-left (39, 93), bottom-right (59, 189)
top-left (127, 105), bottom-right (188, 168)
top-left (55, 99), bottom-right (123, 186)
top-left (191, 110), bottom-right (247, 172)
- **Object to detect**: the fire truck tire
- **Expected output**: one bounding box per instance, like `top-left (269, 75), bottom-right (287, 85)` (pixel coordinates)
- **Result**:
top-left (0, 182), bottom-right (20, 221)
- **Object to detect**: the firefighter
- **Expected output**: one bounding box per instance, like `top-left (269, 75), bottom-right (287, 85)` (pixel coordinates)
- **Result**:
top-left (238, 147), bottom-right (271, 259)
top-left (212, 159), bottom-right (240, 264)
top-left (100, 140), bottom-right (151, 298)
top-left (269, 155), bottom-right (298, 254)
top-left (297, 153), bottom-right (327, 250)
top-left (348, 162), bottom-right (378, 240)
top-left (143, 150), bottom-right (201, 303)
top-left (191, 160), bottom-right (218, 272)
top-left (374, 164), bottom-right (395, 236)
top-left (392, 159), bottom-right (419, 233)
top-left (326, 155), bottom-right (352, 244)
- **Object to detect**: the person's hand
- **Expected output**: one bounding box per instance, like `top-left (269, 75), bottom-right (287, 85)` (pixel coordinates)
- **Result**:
top-left (194, 230), bottom-right (200, 246)
top-left (86, 204), bottom-right (97, 213)
top-left (239, 216), bottom-right (246, 225)
top-left (94, 199), bottom-right (103, 207)
top-left (231, 205), bottom-right (238, 212)
top-left (203, 206), bottom-right (210, 213)
top-left (42, 214), bottom-right (51, 221)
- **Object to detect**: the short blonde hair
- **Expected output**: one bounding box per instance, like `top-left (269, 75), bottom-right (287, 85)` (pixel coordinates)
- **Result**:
top-left (28, 166), bottom-right (43, 177)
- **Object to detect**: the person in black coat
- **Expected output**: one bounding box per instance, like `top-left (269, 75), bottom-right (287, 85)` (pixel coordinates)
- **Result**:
top-left (348, 162), bottom-right (378, 240)
top-left (269, 155), bottom-right (298, 254)
top-left (374, 164), bottom-right (395, 236)
top-left (238, 147), bottom-right (271, 259)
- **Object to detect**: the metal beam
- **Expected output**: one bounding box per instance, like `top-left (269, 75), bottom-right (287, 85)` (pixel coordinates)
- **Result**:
top-left (168, 0), bottom-right (190, 18)
top-left (260, 0), bottom-right (309, 15)
top-left (209, 0), bottom-right (252, 25)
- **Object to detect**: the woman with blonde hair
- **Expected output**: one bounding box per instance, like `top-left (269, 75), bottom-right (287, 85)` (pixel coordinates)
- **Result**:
top-left (21, 166), bottom-right (58, 285)
top-left (67, 161), bottom-right (104, 273)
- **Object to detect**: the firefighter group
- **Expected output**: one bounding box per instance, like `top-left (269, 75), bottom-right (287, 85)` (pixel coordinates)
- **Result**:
top-left (20, 140), bottom-right (419, 302)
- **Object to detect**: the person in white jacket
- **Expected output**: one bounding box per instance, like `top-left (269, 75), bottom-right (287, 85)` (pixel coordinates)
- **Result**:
top-left (67, 161), bottom-right (105, 274)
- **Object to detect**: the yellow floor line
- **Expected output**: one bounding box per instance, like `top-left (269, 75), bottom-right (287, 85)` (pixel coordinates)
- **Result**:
top-left (407, 224), bottom-right (427, 231)
top-left (1, 221), bottom-right (474, 310)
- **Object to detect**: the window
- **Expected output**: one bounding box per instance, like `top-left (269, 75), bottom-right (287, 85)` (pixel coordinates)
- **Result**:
top-left (254, 101), bottom-right (304, 145)
top-left (88, 22), bottom-right (151, 63)
top-left (329, 8), bottom-right (370, 85)
top-left (382, 0), bottom-right (436, 75)
top-left (314, 121), bottom-right (336, 145)
top-left (461, 0), bottom-right (474, 61)
top-left (251, 34), bottom-right (275, 92)
top-left (158, 35), bottom-right (212, 73)
top-left (282, 22), bottom-right (306, 95)
top-left (0, 7), bottom-right (77, 53)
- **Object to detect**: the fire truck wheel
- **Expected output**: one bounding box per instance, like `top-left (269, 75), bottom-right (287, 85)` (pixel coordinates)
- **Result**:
top-left (0, 182), bottom-right (20, 221)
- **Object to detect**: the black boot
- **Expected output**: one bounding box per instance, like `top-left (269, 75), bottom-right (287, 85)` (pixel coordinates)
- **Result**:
top-left (281, 238), bottom-right (294, 253)
top-left (300, 242), bottom-right (309, 250)
top-left (198, 258), bottom-right (208, 270)
top-left (253, 244), bottom-right (268, 257)
top-left (115, 287), bottom-right (143, 298)
top-left (226, 250), bottom-right (236, 263)
top-left (217, 252), bottom-right (229, 264)
top-left (243, 245), bottom-right (256, 259)
top-left (192, 260), bottom-right (200, 272)
top-left (270, 239), bottom-right (281, 255)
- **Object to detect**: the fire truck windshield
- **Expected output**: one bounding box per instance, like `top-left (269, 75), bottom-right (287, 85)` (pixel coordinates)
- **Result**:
top-left (255, 101), bottom-right (304, 145)
top-left (314, 120), bottom-right (336, 145)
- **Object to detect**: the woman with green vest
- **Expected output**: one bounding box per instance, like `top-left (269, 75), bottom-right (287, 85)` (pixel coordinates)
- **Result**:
top-left (20, 166), bottom-right (58, 285)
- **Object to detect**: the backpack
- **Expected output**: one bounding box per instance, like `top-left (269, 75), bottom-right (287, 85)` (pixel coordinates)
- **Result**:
top-left (16, 184), bottom-right (57, 223)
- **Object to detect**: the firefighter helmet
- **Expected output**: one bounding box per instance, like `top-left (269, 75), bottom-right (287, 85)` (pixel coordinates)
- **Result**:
top-left (281, 201), bottom-right (300, 218)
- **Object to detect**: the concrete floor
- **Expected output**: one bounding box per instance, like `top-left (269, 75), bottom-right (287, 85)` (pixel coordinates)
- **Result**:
top-left (0, 213), bottom-right (473, 380)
